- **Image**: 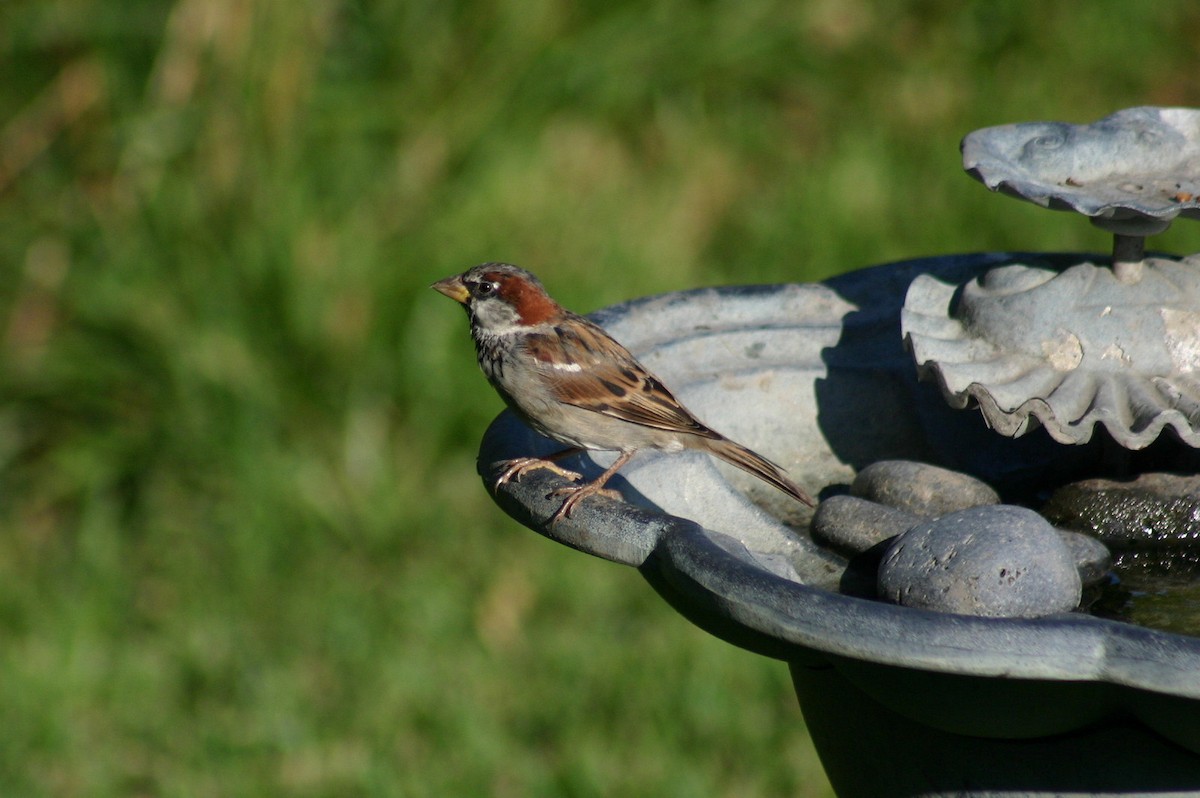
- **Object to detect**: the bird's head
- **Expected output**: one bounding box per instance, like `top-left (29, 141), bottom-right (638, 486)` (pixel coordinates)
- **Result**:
top-left (432, 262), bottom-right (562, 333)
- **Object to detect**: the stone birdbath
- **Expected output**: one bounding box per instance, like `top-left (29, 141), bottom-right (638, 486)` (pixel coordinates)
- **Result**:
top-left (478, 107), bottom-right (1200, 797)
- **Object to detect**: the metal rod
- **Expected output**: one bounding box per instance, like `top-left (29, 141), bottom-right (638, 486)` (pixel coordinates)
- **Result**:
top-left (1111, 234), bottom-right (1145, 283)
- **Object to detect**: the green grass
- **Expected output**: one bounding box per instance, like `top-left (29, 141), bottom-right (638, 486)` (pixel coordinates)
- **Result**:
top-left (1, 1), bottom-right (1199, 795)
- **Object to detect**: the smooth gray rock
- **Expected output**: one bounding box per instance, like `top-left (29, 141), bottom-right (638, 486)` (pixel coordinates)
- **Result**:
top-left (811, 494), bottom-right (921, 555)
top-left (878, 505), bottom-right (1083, 617)
top-left (1056, 529), bottom-right (1112, 587)
top-left (851, 460), bottom-right (1000, 517)
top-left (1043, 473), bottom-right (1200, 548)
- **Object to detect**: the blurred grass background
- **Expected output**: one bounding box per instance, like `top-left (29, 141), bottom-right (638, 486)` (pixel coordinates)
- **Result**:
top-left (1, 1), bottom-right (1199, 795)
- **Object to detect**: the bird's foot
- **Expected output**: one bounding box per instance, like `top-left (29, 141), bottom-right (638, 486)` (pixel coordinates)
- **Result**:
top-left (546, 481), bottom-right (623, 523)
top-left (494, 456), bottom-right (583, 487)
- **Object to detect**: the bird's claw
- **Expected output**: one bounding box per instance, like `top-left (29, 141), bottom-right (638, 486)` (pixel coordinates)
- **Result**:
top-left (494, 456), bottom-right (583, 487)
top-left (545, 483), bottom-right (623, 522)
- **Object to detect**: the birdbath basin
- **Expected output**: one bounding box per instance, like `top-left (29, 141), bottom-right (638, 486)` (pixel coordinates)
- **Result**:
top-left (478, 253), bottom-right (1200, 798)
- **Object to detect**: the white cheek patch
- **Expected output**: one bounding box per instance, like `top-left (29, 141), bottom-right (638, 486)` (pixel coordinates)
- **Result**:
top-left (471, 300), bottom-right (523, 335)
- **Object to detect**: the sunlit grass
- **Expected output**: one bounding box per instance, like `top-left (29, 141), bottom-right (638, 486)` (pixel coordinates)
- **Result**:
top-left (1, 0), bottom-right (1199, 794)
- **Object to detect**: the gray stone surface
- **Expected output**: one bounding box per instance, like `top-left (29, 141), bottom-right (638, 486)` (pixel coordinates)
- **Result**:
top-left (1056, 529), bottom-right (1112, 587)
top-left (850, 460), bottom-right (1000, 517)
top-left (1043, 473), bottom-right (1200, 548)
top-left (811, 494), bottom-right (921, 555)
top-left (878, 505), bottom-right (1083, 617)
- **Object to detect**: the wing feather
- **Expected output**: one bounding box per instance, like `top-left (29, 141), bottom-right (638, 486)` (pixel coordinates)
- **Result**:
top-left (522, 315), bottom-right (719, 439)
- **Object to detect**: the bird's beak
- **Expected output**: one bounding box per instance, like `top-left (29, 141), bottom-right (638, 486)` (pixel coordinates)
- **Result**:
top-left (431, 275), bottom-right (469, 304)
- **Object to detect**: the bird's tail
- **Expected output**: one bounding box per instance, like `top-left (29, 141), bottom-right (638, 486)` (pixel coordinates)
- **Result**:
top-left (702, 437), bottom-right (815, 507)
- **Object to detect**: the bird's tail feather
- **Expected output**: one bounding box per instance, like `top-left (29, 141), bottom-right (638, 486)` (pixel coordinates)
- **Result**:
top-left (703, 438), bottom-right (815, 507)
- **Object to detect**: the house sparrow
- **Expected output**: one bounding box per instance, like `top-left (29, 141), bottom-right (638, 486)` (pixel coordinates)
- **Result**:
top-left (433, 263), bottom-right (816, 521)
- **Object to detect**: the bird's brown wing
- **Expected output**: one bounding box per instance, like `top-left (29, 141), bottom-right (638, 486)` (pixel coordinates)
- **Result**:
top-left (522, 315), bottom-right (720, 439)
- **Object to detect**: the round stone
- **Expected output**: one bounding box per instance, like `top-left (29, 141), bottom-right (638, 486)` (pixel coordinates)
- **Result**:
top-left (1056, 529), bottom-right (1111, 587)
top-left (878, 505), bottom-right (1082, 618)
top-left (1042, 473), bottom-right (1200, 548)
top-left (851, 460), bottom-right (1000, 517)
top-left (811, 495), bottom-right (921, 555)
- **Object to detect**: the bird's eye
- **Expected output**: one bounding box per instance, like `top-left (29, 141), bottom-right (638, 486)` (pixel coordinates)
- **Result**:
top-left (475, 282), bottom-right (496, 297)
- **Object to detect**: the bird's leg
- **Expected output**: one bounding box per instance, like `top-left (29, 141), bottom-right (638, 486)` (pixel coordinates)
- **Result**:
top-left (548, 451), bottom-right (635, 523)
top-left (494, 447), bottom-right (584, 487)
